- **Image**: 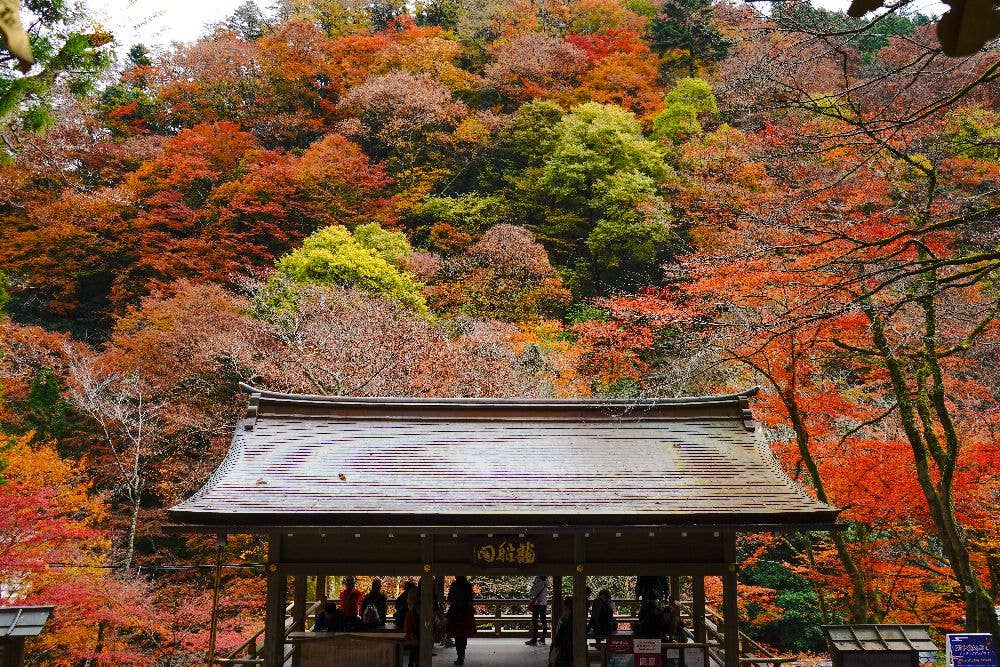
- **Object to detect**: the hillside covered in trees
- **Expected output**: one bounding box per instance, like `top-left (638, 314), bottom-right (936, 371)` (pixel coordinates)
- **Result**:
top-left (0, 0), bottom-right (997, 662)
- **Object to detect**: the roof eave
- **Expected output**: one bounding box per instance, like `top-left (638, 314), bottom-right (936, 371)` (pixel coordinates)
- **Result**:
top-left (165, 510), bottom-right (842, 533)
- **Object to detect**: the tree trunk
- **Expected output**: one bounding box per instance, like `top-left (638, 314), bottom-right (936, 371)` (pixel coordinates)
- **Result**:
top-left (123, 487), bottom-right (141, 573)
top-left (780, 390), bottom-right (876, 623)
top-left (867, 305), bottom-right (1000, 644)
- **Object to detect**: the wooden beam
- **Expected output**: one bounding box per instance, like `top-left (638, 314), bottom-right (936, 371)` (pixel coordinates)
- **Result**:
top-left (693, 575), bottom-right (707, 643)
top-left (274, 562), bottom-right (731, 576)
top-left (723, 568), bottom-right (740, 667)
top-left (264, 536), bottom-right (284, 667)
top-left (572, 570), bottom-right (587, 667)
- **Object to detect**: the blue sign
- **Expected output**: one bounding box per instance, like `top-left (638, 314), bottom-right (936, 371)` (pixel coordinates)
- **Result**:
top-left (947, 634), bottom-right (998, 667)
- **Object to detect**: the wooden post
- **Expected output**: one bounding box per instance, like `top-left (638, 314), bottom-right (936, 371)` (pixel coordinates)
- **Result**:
top-left (419, 574), bottom-right (434, 667)
top-left (669, 576), bottom-right (680, 601)
top-left (6, 638), bottom-right (25, 667)
top-left (291, 575), bottom-right (307, 667)
top-left (722, 568), bottom-right (739, 667)
top-left (572, 572), bottom-right (587, 667)
top-left (264, 536), bottom-right (284, 667)
top-left (206, 534), bottom-right (226, 667)
top-left (692, 575), bottom-right (707, 643)
top-left (316, 574), bottom-right (327, 602)
top-left (552, 575), bottom-right (563, 623)
top-left (293, 576), bottom-right (307, 630)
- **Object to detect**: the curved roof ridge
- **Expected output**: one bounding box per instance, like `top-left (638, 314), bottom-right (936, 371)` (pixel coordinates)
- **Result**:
top-left (238, 383), bottom-right (760, 407)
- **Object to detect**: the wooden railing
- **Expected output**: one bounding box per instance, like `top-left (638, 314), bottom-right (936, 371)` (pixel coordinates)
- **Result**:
top-left (216, 600), bottom-right (321, 666)
top-left (676, 600), bottom-right (795, 667)
top-left (464, 598), bottom-right (645, 637)
top-left (217, 597), bottom-right (797, 666)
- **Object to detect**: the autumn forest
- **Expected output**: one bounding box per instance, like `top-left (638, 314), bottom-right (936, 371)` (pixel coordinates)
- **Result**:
top-left (0, 0), bottom-right (997, 662)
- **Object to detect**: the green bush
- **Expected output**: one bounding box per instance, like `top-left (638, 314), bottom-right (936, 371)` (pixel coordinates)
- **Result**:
top-left (274, 224), bottom-right (427, 312)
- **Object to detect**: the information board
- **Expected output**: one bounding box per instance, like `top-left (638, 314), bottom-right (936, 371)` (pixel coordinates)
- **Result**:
top-left (947, 634), bottom-right (998, 667)
top-left (605, 637), bottom-right (662, 667)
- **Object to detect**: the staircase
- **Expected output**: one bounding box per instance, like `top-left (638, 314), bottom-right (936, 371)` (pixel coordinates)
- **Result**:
top-left (216, 600), bottom-right (321, 666)
top-left (677, 600), bottom-right (797, 667)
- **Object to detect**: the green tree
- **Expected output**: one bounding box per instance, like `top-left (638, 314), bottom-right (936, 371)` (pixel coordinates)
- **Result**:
top-left (273, 224), bottom-right (427, 312)
top-left (648, 0), bottom-right (730, 77)
top-left (651, 77), bottom-right (718, 143)
top-left (537, 102), bottom-right (674, 292)
top-left (944, 108), bottom-right (1000, 161)
top-left (223, 1), bottom-right (270, 40)
top-left (414, 0), bottom-right (461, 28)
top-left (0, 0), bottom-right (112, 143)
top-left (742, 559), bottom-right (834, 653)
top-left (97, 44), bottom-right (160, 138)
top-left (498, 100), bottom-right (565, 170)
top-left (24, 368), bottom-right (72, 444)
top-left (0, 270), bottom-right (9, 314)
top-left (773, 4), bottom-right (929, 61)
top-left (410, 194), bottom-right (511, 239)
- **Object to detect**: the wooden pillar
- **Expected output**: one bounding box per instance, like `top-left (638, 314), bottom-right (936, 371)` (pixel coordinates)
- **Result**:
top-left (6, 638), bottom-right (25, 667)
top-left (572, 573), bottom-right (588, 667)
top-left (316, 574), bottom-right (327, 602)
top-left (292, 576), bottom-right (307, 630)
top-left (264, 536), bottom-right (284, 667)
top-left (552, 575), bottom-right (564, 622)
top-left (722, 568), bottom-right (739, 667)
top-left (419, 575), bottom-right (434, 667)
top-left (291, 575), bottom-right (307, 667)
top-left (692, 575), bottom-right (707, 643)
top-left (669, 575), bottom-right (680, 601)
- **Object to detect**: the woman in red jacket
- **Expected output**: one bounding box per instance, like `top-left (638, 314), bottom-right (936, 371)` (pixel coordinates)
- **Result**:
top-left (339, 576), bottom-right (364, 619)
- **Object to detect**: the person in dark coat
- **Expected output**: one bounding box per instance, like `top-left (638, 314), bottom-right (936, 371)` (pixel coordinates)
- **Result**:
top-left (361, 578), bottom-right (389, 627)
top-left (588, 588), bottom-right (616, 640)
top-left (635, 576), bottom-right (668, 600)
top-left (394, 580), bottom-right (415, 629)
top-left (311, 601), bottom-right (344, 632)
top-left (404, 585), bottom-right (421, 667)
top-left (549, 596), bottom-right (574, 667)
top-left (445, 576), bottom-right (477, 665)
top-left (633, 589), bottom-right (667, 639)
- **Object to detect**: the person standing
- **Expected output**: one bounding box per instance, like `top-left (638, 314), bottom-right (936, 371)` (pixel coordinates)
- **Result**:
top-left (549, 596), bottom-right (574, 667)
top-left (633, 589), bottom-right (666, 638)
top-left (446, 576), bottom-right (477, 665)
top-left (635, 575), bottom-right (668, 600)
top-left (340, 576), bottom-right (364, 619)
top-left (361, 578), bottom-right (388, 626)
top-left (525, 575), bottom-right (549, 646)
top-left (394, 580), bottom-right (415, 629)
top-left (588, 588), bottom-right (616, 640)
top-left (404, 584), bottom-right (422, 667)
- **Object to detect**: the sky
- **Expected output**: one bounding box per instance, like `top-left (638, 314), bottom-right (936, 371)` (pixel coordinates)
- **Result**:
top-left (86, 0), bottom-right (250, 49)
